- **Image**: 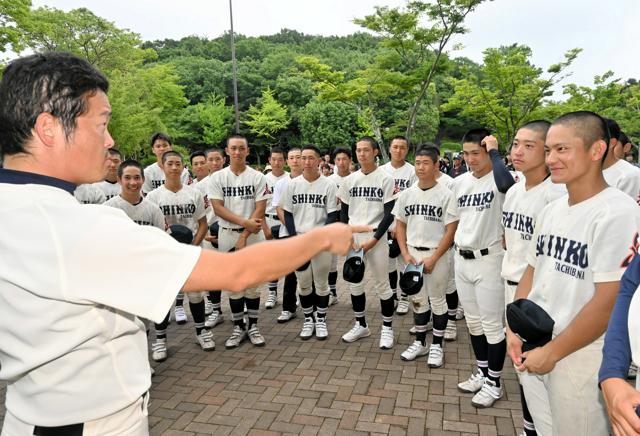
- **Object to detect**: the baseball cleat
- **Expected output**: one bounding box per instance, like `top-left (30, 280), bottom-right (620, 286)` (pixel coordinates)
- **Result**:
top-left (265, 290), bottom-right (277, 309)
top-left (471, 379), bottom-right (503, 408)
top-left (396, 297), bottom-right (410, 315)
top-left (174, 306), bottom-right (188, 324)
top-left (401, 340), bottom-right (429, 361)
top-left (225, 325), bottom-right (247, 349)
top-left (342, 323), bottom-right (371, 343)
top-left (427, 344), bottom-right (444, 368)
top-left (456, 306), bottom-right (465, 320)
top-left (151, 339), bottom-right (167, 362)
top-left (277, 310), bottom-right (296, 323)
top-left (205, 311), bottom-right (223, 328)
top-left (444, 320), bottom-right (457, 341)
top-left (329, 294), bottom-right (339, 306)
top-left (458, 369), bottom-right (486, 393)
top-left (247, 325), bottom-right (266, 347)
top-left (196, 329), bottom-right (215, 351)
top-left (379, 326), bottom-right (395, 349)
top-left (315, 318), bottom-right (328, 340)
top-left (204, 299), bottom-right (214, 315)
top-left (300, 317), bottom-right (315, 340)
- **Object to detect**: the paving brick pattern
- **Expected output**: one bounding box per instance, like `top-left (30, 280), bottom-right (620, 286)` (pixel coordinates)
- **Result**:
top-left (0, 274), bottom-right (524, 435)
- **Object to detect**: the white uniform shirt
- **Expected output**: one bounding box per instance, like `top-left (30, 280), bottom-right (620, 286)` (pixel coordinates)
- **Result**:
top-left (282, 175), bottom-right (337, 233)
top-left (450, 171), bottom-right (505, 250)
top-left (265, 171), bottom-right (289, 217)
top-left (381, 161), bottom-right (417, 193)
top-left (93, 179), bottom-right (121, 201)
top-left (272, 174), bottom-right (296, 237)
top-left (603, 159), bottom-right (640, 200)
top-left (328, 172), bottom-right (351, 191)
top-left (209, 166), bottom-right (270, 229)
top-left (435, 171), bottom-right (456, 191)
top-left (146, 185), bottom-right (206, 236)
top-left (104, 195), bottom-right (166, 230)
top-left (338, 167), bottom-right (395, 227)
top-left (194, 175), bottom-right (217, 226)
top-left (142, 162), bottom-right (191, 194)
top-left (501, 177), bottom-right (564, 282)
top-left (0, 176), bottom-right (200, 425)
top-left (73, 183), bottom-right (105, 204)
top-left (526, 188), bottom-right (640, 334)
top-left (393, 182), bottom-right (458, 248)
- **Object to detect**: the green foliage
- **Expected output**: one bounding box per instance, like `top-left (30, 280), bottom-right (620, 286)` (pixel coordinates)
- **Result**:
top-left (298, 100), bottom-right (359, 151)
top-left (0, 0), bottom-right (31, 53)
top-left (175, 94), bottom-right (233, 148)
top-left (244, 88), bottom-right (290, 142)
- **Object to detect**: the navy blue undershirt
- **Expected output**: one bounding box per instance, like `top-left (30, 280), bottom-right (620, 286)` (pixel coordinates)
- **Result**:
top-left (0, 168), bottom-right (76, 194)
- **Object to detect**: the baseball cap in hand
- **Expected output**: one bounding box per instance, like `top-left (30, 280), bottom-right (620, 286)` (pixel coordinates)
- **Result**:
top-left (400, 263), bottom-right (423, 295)
top-left (169, 224), bottom-right (193, 245)
top-left (343, 248), bottom-right (365, 283)
top-left (506, 299), bottom-right (554, 352)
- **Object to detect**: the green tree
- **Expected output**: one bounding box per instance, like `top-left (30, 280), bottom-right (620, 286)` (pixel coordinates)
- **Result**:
top-left (0, 0), bottom-right (31, 53)
top-left (244, 88), bottom-right (290, 141)
top-left (175, 94), bottom-right (233, 148)
top-left (445, 44), bottom-right (580, 146)
top-left (298, 100), bottom-right (359, 151)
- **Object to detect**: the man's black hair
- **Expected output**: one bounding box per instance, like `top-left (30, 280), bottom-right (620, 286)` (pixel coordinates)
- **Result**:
top-left (108, 148), bottom-right (123, 159)
top-left (553, 111), bottom-right (610, 162)
top-left (604, 118), bottom-right (621, 142)
top-left (519, 120), bottom-right (551, 139)
top-left (462, 128), bottom-right (491, 146)
top-left (226, 134), bottom-right (248, 146)
top-left (0, 52), bottom-right (109, 158)
top-left (415, 146), bottom-right (439, 164)
top-left (302, 144), bottom-right (322, 156)
top-left (332, 147), bottom-right (352, 160)
top-left (161, 150), bottom-right (183, 164)
top-left (269, 146), bottom-right (285, 158)
top-left (150, 132), bottom-right (172, 148)
top-left (117, 159), bottom-right (144, 178)
top-left (189, 150), bottom-right (206, 164)
top-left (390, 135), bottom-right (410, 147)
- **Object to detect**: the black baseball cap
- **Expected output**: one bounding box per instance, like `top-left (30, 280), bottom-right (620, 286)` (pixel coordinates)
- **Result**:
top-left (169, 224), bottom-right (193, 245)
top-left (343, 248), bottom-right (365, 283)
top-left (506, 299), bottom-right (554, 352)
top-left (399, 263), bottom-right (423, 295)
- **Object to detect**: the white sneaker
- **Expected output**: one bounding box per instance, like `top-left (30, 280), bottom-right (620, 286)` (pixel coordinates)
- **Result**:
top-left (396, 297), bottom-right (410, 315)
top-left (471, 379), bottom-right (503, 408)
top-left (151, 339), bottom-right (167, 362)
top-left (341, 323), bottom-right (371, 343)
top-left (427, 343), bottom-right (444, 368)
top-left (248, 325), bottom-right (266, 347)
top-left (196, 329), bottom-right (215, 351)
top-left (204, 299), bottom-right (214, 315)
top-left (205, 311), bottom-right (223, 328)
top-left (300, 317), bottom-right (315, 340)
top-left (265, 290), bottom-right (277, 309)
top-left (458, 369), bottom-right (486, 393)
top-left (315, 318), bottom-right (328, 340)
top-left (401, 340), bottom-right (429, 361)
top-left (444, 320), bottom-right (457, 341)
top-left (277, 310), bottom-right (296, 323)
top-left (379, 326), bottom-right (394, 350)
top-left (456, 306), bottom-right (465, 320)
top-left (174, 306), bottom-right (187, 324)
top-left (329, 294), bottom-right (338, 306)
top-left (225, 325), bottom-right (247, 349)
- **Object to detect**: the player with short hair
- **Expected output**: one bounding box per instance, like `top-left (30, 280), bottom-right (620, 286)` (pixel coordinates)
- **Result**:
top-left (451, 128), bottom-right (515, 408)
top-left (381, 136), bottom-right (417, 315)
top-left (507, 111), bottom-right (640, 435)
top-left (282, 145), bottom-right (338, 339)
top-left (142, 132), bottom-right (191, 194)
top-left (263, 147), bottom-right (289, 309)
top-left (93, 148), bottom-right (122, 201)
top-left (602, 118), bottom-right (640, 200)
top-left (394, 146), bottom-right (458, 367)
top-left (209, 135), bottom-right (270, 348)
top-left (339, 137), bottom-right (397, 349)
top-left (146, 150), bottom-right (213, 359)
top-left (74, 182), bottom-right (106, 204)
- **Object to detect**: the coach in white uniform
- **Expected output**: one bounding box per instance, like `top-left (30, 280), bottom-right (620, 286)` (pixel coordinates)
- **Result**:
top-left (0, 52), bottom-right (362, 436)
top-left (339, 137), bottom-right (397, 349)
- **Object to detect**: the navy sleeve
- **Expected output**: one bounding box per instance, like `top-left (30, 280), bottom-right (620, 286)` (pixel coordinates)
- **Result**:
top-left (374, 200), bottom-right (396, 240)
top-left (340, 202), bottom-right (349, 224)
top-left (325, 210), bottom-right (339, 225)
top-left (284, 210), bottom-right (297, 237)
top-left (599, 253), bottom-right (640, 383)
top-left (489, 149), bottom-right (516, 194)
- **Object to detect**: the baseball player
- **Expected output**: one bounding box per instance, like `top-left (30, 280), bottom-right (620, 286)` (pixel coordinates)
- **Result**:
top-left (208, 135), bottom-right (270, 348)
top-left (263, 147), bottom-right (289, 309)
top-left (490, 121), bottom-right (562, 435)
top-left (142, 132), bottom-right (191, 194)
top-left (73, 182), bottom-right (105, 204)
top-left (0, 52), bottom-right (366, 436)
top-left (451, 128), bottom-right (515, 408)
top-left (272, 147), bottom-right (303, 323)
top-left (282, 145), bottom-right (338, 339)
top-left (381, 136), bottom-right (417, 315)
top-left (93, 148), bottom-right (122, 201)
top-left (146, 150), bottom-right (214, 360)
top-left (602, 118), bottom-right (640, 200)
top-left (326, 147), bottom-right (353, 306)
top-left (394, 146), bottom-right (458, 367)
top-left (339, 137), bottom-right (397, 349)
top-left (507, 111), bottom-right (640, 435)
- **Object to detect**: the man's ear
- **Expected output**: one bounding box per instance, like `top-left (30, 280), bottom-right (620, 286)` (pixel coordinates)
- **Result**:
top-left (591, 139), bottom-right (608, 162)
top-left (33, 112), bottom-right (60, 148)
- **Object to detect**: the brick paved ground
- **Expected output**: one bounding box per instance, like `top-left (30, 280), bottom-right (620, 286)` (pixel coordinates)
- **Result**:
top-left (0, 274), bottom-right (524, 435)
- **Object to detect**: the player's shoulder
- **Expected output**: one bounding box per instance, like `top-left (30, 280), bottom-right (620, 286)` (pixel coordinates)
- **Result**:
top-left (103, 195), bottom-right (122, 207)
top-left (144, 162), bottom-right (159, 172)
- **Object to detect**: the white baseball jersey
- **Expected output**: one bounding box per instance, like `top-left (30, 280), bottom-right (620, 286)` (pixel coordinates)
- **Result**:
top-left (526, 187), bottom-right (640, 334)
top-left (328, 172), bottom-right (351, 191)
top-left (209, 166), bottom-right (270, 229)
top-left (435, 171), bottom-right (456, 191)
top-left (603, 159), bottom-right (640, 200)
top-left (142, 162), bottom-right (191, 194)
top-left (501, 177), bottom-right (564, 282)
top-left (265, 171), bottom-right (289, 216)
top-left (282, 175), bottom-right (338, 233)
top-left (381, 161), bottom-right (417, 193)
top-left (393, 182), bottom-right (458, 248)
top-left (73, 183), bottom-right (105, 204)
top-left (0, 172), bottom-right (200, 425)
top-left (104, 195), bottom-right (166, 230)
top-left (93, 179), bottom-right (121, 201)
top-left (450, 171), bottom-right (505, 250)
top-left (146, 184), bottom-right (206, 236)
top-left (194, 175), bottom-right (217, 226)
top-left (338, 166), bottom-right (395, 227)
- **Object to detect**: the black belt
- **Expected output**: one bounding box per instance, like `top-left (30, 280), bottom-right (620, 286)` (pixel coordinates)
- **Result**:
top-left (507, 280), bottom-right (519, 286)
top-left (221, 227), bottom-right (244, 233)
top-left (34, 424), bottom-right (83, 436)
top-left (457, 247), bottom-right (489, 260)
top-left (412, 246), bottom-right (433, 251)
top-left (266, 214), bottom-right (278, 220)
